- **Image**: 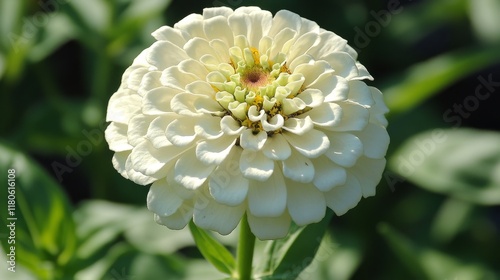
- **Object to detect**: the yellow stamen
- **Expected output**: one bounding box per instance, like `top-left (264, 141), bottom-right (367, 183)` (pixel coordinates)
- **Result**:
top-left (250, 47), bottom-right (260, 65)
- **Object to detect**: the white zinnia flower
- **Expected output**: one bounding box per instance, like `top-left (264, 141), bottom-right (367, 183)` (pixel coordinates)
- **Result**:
top-left (105, 6), bottom-right (389, 240)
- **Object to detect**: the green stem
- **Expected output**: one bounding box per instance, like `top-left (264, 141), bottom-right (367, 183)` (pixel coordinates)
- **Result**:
top-left (236, 213), bottom-right (255, 280)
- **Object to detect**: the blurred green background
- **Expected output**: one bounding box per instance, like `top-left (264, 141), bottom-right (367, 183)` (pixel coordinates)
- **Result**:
top-left (1, 0), bottom-right (499, 279)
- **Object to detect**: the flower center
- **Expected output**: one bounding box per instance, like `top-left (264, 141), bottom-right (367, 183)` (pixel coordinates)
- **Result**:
top-left (206, 44), bottom-right (309, 135)
top-left (242, 69), bottom-right (267, 87)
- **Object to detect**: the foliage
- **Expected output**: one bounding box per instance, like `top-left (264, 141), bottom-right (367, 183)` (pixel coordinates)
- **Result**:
top-left (1, 0), bottom-right (499, 279)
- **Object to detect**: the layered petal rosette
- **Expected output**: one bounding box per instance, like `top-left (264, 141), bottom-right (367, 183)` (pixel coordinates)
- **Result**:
top-left (105, 6), bottom-right (390, 239)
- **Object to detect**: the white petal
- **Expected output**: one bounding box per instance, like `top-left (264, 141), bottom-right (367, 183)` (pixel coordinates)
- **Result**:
top-left (308, 31), bottom-right (348, 58)
top-left (170, 93), bottom-right (204, 117)
top-left (106, 91), bottom-right (141, 123)
top-left (174, 148), bottom-right (215, 190)
top-left (194, 116), bottom-right (224, 139)
top-left (147, 178), bottom-right (183, 216)
top-left (324, 132), bottom-right (363, 167)
top-left (269, 28), bottom-right (297, 59)
top-left (369, 87), bottom-right (389, 127)
top-left (262, 133), bottom-right (291, 161)
top-left (151, 25), bottom-right (187, 47)
top-left (352, 61), bottom-right (374, 81)
top-left (178, 59), bottom-right (209, 80)
top-left (293, 60), bottom-right (333, 87)
top-left (130, 141), bottom-right (184, 177)
top-left (248, 211), bottom-right (291, 240)
top-left (174, 13), bottom-right (205, 38)
top-left (282, 97), bottom-right (306, 115)
top-left (348, 157), bottom-right (386, 197)
top-left (138, 71), bottom-right (162, 97)
top-left (167, 169), bottom-right (195, 200)
top-left (262, 114), bottom-right (284, 131)
top-left (297, 88), bottom-right (324, 107)
top-left (126, 67), bottom-right (149, 92)
top-left (210, 39), bottom-right (231, 63)
top-left (154, 201), bottom-right (193, 230)
top-left (147, 115), bottom-right (175, 149)
top-left (142, 87), bottom-right (180, 115)
top-left (221, 115), bottom-right (246, 135)
top-left (322, 51), bottom-right (359, 80)
top-left (121, 65), bottom-right (139, 82)
top-left (185, 80), bottom-right (216, 97)
top-left (160, 66), bottom-right (199, 90)
top-left (112, 151), bottom-right (130, 179)
top-left (165, 118), bottom-right (197, 146)
top-left (247, 166), bottom-right (287, 217)
top-left (193, 188), bottom-right (245, 235)
top-left (247, 105), bottom-right (265, 122)
top-left (289, 53), bottom-right (314, 71)
top-left (303, 102), bottom-right (342, 127)
top-left (309, 73), bottom-right (349, 103)
top-left (209, 147), bottom-right (249, 206)
top-left (282, 149), bottom-right (314, 183)
top-left (131, 48), bottom-right (150, 66)
top-left (354, 123), bottom-right (390, 159)
top-left (268, 10), bottom-right (301, 37)
top-left (203, 15), bottom-right (234, 47)
top-left (328, 101), bottom-right (369, 132)
top-left (283, 129), bottom-right (330, 158)
top-left (196, 136), bottom-right (236, 165)
top-left (125, 154), bottom-right (157, 185)
top-left (240, 129), bottom-right (267, 151)
top-left (325, 174), bottom-right (362, 216)
top-left (299, 17), bottom-right (320, 36)
top-left (234, 6), bottom-right (262, 14)
top-left (246, 10), bottom-right (273, 47)
top-left (347, 80), bottom-right (374, 107)
top-left (203, 7), bottom-right (233, 19)
top-left (127, 114), bottom-right (154, 146)
top-left (288, 31), bottom-right (320, 63)
top-left (240, 150), bottom-right (274, 181)
top-left (105, 122), bottom-right (133, 152)
top-left (228, 11), bottom-right (249, 39)
top-left (287, 181), bottom-right (326, 226)
top-left (184, 37), bottom-right (219, 61)
top-left (312, 156), bottom-right (347, 192)
top-left (147, 41), bottom-right (189, 70)
top-left (283, 116), bottom-right (314, 135)
top-left (344, 45), bottom-right (359, 61)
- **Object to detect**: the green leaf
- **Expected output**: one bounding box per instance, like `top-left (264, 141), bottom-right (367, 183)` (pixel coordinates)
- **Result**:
top-left (378, 224), bottom-right (429, 279)
top-left (296, 230), bottom-right (363, 280)
top-left (379, 223), bottom-right (497, 280)
top-left (388, 128), bottom-right (500, 205)
top-left (188, 221), bottom-right (236, 276)
top-left (73, 201), bottom-right (138, 263)
top-left (0, 252), bottom-right (37, 280)
top-left (28, 14), bottom-right (77, 62)
top-left (76, 243), bottom-right (188, 280)
top-left (65, 0), bottom-right (111, 36)
top-left (430, 198), bottom-right (474, 244)
top-left (123, 204), bottom-right (195, 255)
top-left (383, 46), bottom-right (500, 115)
top-left (183, 260), bottom-right (235, 280)
top-left (120, 0), bottom-right (172, 22)
top-left (469, 0), bottom-right (500, 43)
top-left (256, 210), bottom-right (333, 279)
top-left (0, 141), bottom-right (77, 279)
